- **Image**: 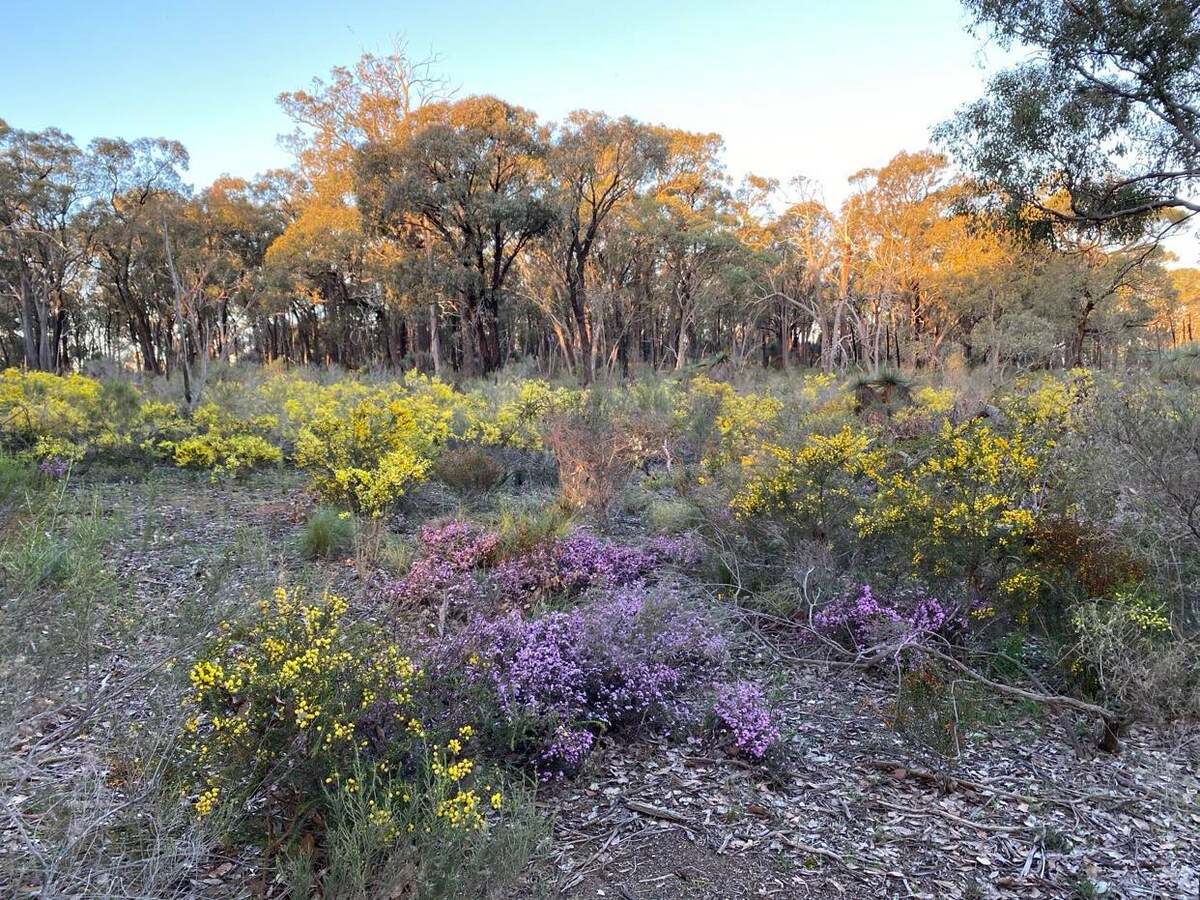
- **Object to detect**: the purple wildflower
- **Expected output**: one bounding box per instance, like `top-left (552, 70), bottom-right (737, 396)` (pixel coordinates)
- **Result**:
top-left (37, 458), bottom-right (70, 479)
top-left (712, 682), bottom-right (779, 759)
top-left (814, 583), bottom-right (958, 653)
top-left (434, 586), bottom-right (726, 778)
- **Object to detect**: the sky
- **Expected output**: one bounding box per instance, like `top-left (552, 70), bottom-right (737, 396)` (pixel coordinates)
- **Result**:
top-left (2, 0), bottom-right (998, 203)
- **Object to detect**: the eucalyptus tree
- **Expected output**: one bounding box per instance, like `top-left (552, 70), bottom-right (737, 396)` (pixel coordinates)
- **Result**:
top-left (939, 0), bottom-right (1200, 237)
top-left (272, 46), bottom-right (449, 366)
top-left (546, 112), bottom-right (664, 383)
top-left (87, 136), bottom-right (190, 373)
top-left (0, 120), bottom-right (91, 371)
top-left (356, 95), bottom-right (556, 375)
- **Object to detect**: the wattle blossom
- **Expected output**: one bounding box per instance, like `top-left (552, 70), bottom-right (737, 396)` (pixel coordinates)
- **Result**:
top-left (713, 682), bottom-right (779, 759)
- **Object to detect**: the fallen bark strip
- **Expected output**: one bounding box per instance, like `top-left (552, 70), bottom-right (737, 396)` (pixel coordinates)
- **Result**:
top-left (871, 798), bottom-right (1028, 834)
top-left (923, 647), bottom-right (1121, 728)
top-left (623, 800), bottom-right (691, 825)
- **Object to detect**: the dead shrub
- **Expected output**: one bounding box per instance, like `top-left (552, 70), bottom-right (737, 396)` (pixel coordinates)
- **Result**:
top-left (542, 411), bottom-right (637, 515)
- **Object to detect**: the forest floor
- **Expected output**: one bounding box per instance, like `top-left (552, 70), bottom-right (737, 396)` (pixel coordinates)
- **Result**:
top-left (1, 469), bottom-right (1197, 899)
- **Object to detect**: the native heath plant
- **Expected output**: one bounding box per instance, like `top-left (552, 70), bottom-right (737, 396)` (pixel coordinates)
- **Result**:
top-left (712, 682), bottom-right (780, 759)
top-left (814, 583), bottom-right (960, 655)
top-left (429, 587), bottom-right (728, 778)
top-left (181, 588), bottom-right (509, 854)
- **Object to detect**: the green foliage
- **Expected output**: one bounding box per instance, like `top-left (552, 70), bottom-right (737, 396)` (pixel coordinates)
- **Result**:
top-left (494, 499), bottom-right (574, 558)
top-left (300, 507), bottom-right (357, 561)
top-left (182, 589), bottom-right (515, 862)
top-left (1067, 585), bottom-right (1199, 721)
top-left (0, 451), bottom-right (35, 510)
top-left (892, 662), bottom-right (983, 757)
top-left (171, 432), bottom-right (282, 476)
top-left (939, 0), bottom-right (1199, 236)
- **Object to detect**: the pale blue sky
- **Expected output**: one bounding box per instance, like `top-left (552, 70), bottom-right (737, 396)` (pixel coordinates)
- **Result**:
top-left (2, 0), bottom-right (998, 205)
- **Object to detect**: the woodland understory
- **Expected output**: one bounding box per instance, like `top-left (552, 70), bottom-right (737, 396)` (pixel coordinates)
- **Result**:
top-left (0, 361), bottom-right (1198, 899)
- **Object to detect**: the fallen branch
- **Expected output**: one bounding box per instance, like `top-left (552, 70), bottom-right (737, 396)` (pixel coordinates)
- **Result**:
top-left (922, 646), bottom-right (1123, 743)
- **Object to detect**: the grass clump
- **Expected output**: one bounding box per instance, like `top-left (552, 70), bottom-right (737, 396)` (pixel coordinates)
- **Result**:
top-left (300, 506), bottom-right (357, 560)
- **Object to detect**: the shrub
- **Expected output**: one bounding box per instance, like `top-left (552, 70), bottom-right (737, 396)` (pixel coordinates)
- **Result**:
top-left (468, 379), bottom-right (582, 450)
top-left (542, 409), bottom-right (637, 515)
top-left (494, 500), bottom-right (574, 558)
top-left (814, 583), bottom-right (960, 655)
top-left (300, 507), bottom-right (356, 561)
top-left (1067, 586), bottom-right (1200, 722)
top-left (712, 682), bottom-right (779, 759)
top-left (389, 522), bottom-right (499, 608)
top-left (181, 589), bottom-right (513, 867)
top-left (892, 662), bottom-right (983, 757)
top-left (732, 425), bottom-right (885, 544)
top-left (170, 432), bottom-right (282, 476)
top-left (434, 587), bottom-right (728, 778)
top-left (856, 417), bottom-right (1052, 591)
top-left (674, 375), bottom-right (782, 471)
top-left (431, 445), bottom-right (502, 495)
top-left (293, 388), bottom-right (447, 515)
top-left (491, 530), bottom-right (703, 606)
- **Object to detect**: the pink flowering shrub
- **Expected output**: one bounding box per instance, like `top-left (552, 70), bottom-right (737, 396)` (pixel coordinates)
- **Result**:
top-left (426, 586), bottom-right (727, 778)
top-left (492, 530), bottom-right (703, 604)
top-left (388, 522), bottom-right (499, 606)
top-left (712, 682), bottom-right (780, 759)
top-left (389, 521), bottom-right (703, 611)
top-left (814, 583), bottom-right (961, 654)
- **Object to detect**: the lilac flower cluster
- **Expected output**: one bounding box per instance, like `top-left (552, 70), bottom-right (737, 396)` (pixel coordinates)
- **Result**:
top-left (712, 682), bottom-right (780, 759)
top-left (37, 457), bottom-right (69, 479)
top-left (814, 583), bottom-right (957, 652)
top-left (448, 586), bottom-right (726, 778)
top-left (492, 530), bottom-right (703, 604)
top-left (388, 522), bottom-right (498, 606)
top-left (389, 523), bottom-right (701, 611)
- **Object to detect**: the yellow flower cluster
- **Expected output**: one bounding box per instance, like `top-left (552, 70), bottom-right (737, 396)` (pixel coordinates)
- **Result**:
top-left (436, 789), bottom-right (485, 830)
top-left (182, 586), bottom-right (503, 844)
top-left (677, 375), bottom-right (783, 470)
top-left (855, 419), bottom-right (1049, 576)
top-left (194, 786), bottom-right (220, 818)
top-left (731, 426), bottom-right (885, 536)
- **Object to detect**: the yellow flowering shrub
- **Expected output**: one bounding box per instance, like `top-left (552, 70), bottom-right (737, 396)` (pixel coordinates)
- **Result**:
top-left (732, 425), bottom-right (885, 540)
top-left (170, 432), bottom-right (283, 476)
top-left (1065, 585), bottom-right (1199, 720)
top-left (182, 588), bottom-right (503, 845)
top-left (466, 379), bottom-right (582, 450)
top-left (156, 401), bottom-right (282, 476)
top-left (293, 397), bottom-right (434, 514)
top-left (676, 375), bottom-right (783, 470)
top-left (0, 369), bottom-right (101, 452)
top-left (1003, 368), bottom-right (1092, 435)
top-left (856, 418), bottom-right (1050, 585)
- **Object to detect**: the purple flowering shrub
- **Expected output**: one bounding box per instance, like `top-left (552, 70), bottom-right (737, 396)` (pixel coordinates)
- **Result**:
top-left (389, 520), bottom-right (703, 611)
top-left (712, 682), bottom-right (780, 759)
top-left (388, 522), bottom-right (499, 606)
top-left (36, 457), bottom-right (70, 479)
top-left (814, 583), bottom-right (960, 654)
top-left (428, 586), bottom-right (727, 778)
top-left (492, 530), bottom-right (703, 604)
